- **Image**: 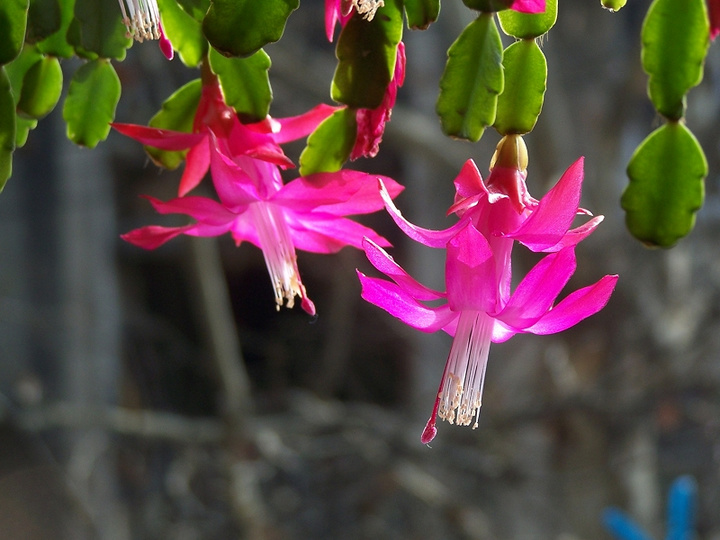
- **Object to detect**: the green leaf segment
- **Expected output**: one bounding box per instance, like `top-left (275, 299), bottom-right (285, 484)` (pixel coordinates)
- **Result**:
top-left (622, 0), bottom-right (711, 246)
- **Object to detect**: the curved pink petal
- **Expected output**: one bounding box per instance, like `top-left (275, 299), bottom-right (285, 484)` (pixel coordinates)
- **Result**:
top-left (508, 157), bottom-right (585, 251)
top-left (112, 123), bottom-right (205, 150)
top-left (143, 195), bottom-right (240, 224)
top-left (272, 104), bottom-right (341, 143)
top-left (357, 271), bottom-right (456, 333)
top-left (495, 247), bottom-right (576, 329)
top-left (453, 159), bottom-right (487, 199)
top-left (446, 223), bottom-right (498, 312)
top-left (208, 144), bottom-right (262, 209)
top-left (178, 140), bottom-right (210, 196)
top-left (533, 215), bottom-right (605, 253)
top-left (325, 0), bottom-right (341, 41)
top-left (380, 179), bottom-right (468, 248)
top-left (121, 222), bottom-right (232, 249)
top-left (510, 0), bottom-right (545, 13)
top-left (287, 213), bottom-right (391, 253)
top-left (275, 172), bottom-right (403, 215)
top-left (225, 122), bottom-right (293, 168)
top-left (523, 274), bottom-right (619, 336)
top-left (362, 238), bottom-right (446, 302)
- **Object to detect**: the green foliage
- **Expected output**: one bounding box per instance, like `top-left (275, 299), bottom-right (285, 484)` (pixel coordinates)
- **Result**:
top-left (462, 0), bottom-right (513, 11)
top-left (146, 79), bottom-right (202, 170)
top-left (622, 122), bottom-right (707, 247)
top-left (63, 59), bottom-right (121, 148)
top-left (17, 55), bottom-right (62, 118)
top-left (436, 13), bottom-right (503, 142)
top-left (601, 0), bottom-right (627, 11)
top-left (299, 107), bottom-right (357, 176)
top-left (332, 0), bottom-right (404, 109)
top-left (202, 0), bottom-right (299, 58)
top-left (70, 0), bottom-right (131, 60)
top-left (494, 39), bottom-right (546, 135)
top-left (498, 0), bottom-right (557, 39)
top-left (158, 0), bottom-right (207, 67)
top-left (0, 0), bottom-right (29, 65)
top-left (26, 0), bottom-right (62, 43)
top-left (4, 45), bottom-right (43, 146)
top-left (208, 47), bottom-right (272, 122)
top-left (36, 0), bottom-right (75, 58)
top-left (176, 0), bottom-right (210, 22)
top-left (641, 0), bottom-right (709, 120)
top-left (404, 0), bottom-right (440, 30)
top-left (0, 67), bottom-right (16, 190)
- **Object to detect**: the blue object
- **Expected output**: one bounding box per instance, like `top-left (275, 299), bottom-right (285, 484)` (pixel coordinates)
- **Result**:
top-left (602, 476), bottom-right (697, 540)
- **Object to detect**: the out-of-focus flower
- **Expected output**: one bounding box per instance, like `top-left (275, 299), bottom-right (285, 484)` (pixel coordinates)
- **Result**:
top-left (325, 0), bottom-right (385, 41)
top-left (123, 139), bottom-right (404, 315)
top-left (117, 0), bottom-right (174, 59)
top-left (358, 136), bottom-right (617, 443)
top-left (603, 476), bottom-right (697, 540)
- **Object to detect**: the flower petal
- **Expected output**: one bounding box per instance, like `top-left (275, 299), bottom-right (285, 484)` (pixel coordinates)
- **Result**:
top-left (208, 143), bottom-right (262, 209)
top-left (121, 222), bottom-right (231, 249)
top-left (510, 0), bottom-right (546, 13)
top-left (143, 195), bottom-right (240, 224)
top-left (287, 213), bottom-right (392, 253)
top-left (380, 179), bottom-right (467, 248)
top-left (446, 223), bottom-right (498, 312)
top-left (495, 247), bottom-right (577, 329)
top-left (178, 140), bottom-right (210, 196)
top-left (112, 123), bottom-right (205, 150)
top-left (362, 238), bottom-right (445, 301)
top-left (508, 157), bottom-right (585, 251)
top-left (357, 271), bottom-right (456, 333)
top-left (523, 274), bottom-right (618, 336)
top-left (535, 215), bottom-right (604, 253)
top-left (272, 104), bottom-right (341, 143)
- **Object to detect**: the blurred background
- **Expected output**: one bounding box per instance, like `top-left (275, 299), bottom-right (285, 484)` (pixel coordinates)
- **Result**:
top-left (2, 0), bottom-right (720, 538)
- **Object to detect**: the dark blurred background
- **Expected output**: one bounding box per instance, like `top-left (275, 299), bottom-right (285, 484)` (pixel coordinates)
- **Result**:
top-left (2, 0), bottom-right (720, 538)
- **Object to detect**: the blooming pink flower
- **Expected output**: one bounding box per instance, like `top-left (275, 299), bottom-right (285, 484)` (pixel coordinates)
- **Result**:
top-left (117, 0), bottom-right (174, 59)
top-left (113, 78), bottom-right (338, 196)
top-left (357, 138), bottom-right (617, 443)
top-left (325, 0), bottom-right (385, 41)
top-left (123, 138), bottom-right (404, 316)
top-left (509, 0), bottom-right (546, 13)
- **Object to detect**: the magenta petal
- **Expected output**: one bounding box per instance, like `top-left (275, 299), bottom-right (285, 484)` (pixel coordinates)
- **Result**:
top-left (509, 157), bottom-right (585, 251)
top-left (362, 238), bottom-right (445, 302)
top-left (144, 195), bottom-right (239, 224)
top-left (158, 24), bottom-right (174, 60)
top-left (510, 0), bottom-right (545, 13)
top-left (226, 122), bottom-right (294, 168)
top-left (287, 214), bottom-right (391, 253)
top-left (358, 271), bottom-right (456, 333)
top-left (380, 179), bottom-right (468, 248)
top-left (524, 274), bottom-right (619, 336)
top-left (178, 141), bottom-right (210, 196)
top-left (453, 159), bottom-right (487, 199)
top-left (208, 144), bottom-right (262, 209)
top-left (121, 225), bottom-right (194, 249)
top-left (495, 247), bottom-right (577, 329)
top-left (445, 223), bottom-right (498, 312)
top-left (112, 123), bottom-right (205, 150)
top-left (273, 104), bottom-right (341, 143)
top-left (534, 215), bottom-right (604, 253)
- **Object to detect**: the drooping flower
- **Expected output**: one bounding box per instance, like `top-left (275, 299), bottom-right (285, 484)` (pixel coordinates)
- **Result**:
top-left (357, 136), bottom-right (617, 443)
top-left (351, 42), bottom-right (406, 160)
top-left (123, 138), bottom-right (404, 316)
top-left (603, 476), bottom-right (697, 540)
top-left (113, 76), bottom-right (338, 196)
top-left (325, 0), bottom-right (386, 41)
top-left (117, 0), bottom-right (174, 59)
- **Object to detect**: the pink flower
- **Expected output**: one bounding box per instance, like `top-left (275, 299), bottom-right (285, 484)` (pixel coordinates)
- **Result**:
top-left (123, 140), bottom-right (404, 316)
top-left (116, 0), bottom-right (174, 59)
top-left (325, 0), bottom-right (385, 41)
top-left (113, 77), bottom-right (338, 196)
top-left (357, 136), bottom-right (617, 443)
top-left (509, 0), bottom-right (546, 13)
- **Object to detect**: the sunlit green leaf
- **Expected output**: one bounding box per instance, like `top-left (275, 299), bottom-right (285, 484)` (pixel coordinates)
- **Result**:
top-left (63, 59), bottom-right (121, 147)
top-left (176, 0), bottom-right (210, 22)
top-left (601, 0), bottom-right (627, 11)
top-left (71, 0), bottom-right (131, 60)
top-left (404, 0), bottom-right (439, 30)
top-left (0, 0), bottom-right (29, 65)
top-left (17, 55), bottom-right (62, 118)
top-left (15, 116), bottom-right (38, 147)
top-left (494, 39), bottom-right (546, 135)
top-left (622, 122), bottom-right (707, 247)
top-left (498, 0), bottom-right (557, 39)
top-left (299, 107), bottom-right (357, 175)
top-left (5, 44), bottom-right (43, 99)
top-left (436, 14), bottom-right (503, 142)
top-left (203, 0), bottom-right (298, 57)
top-left (208, 47), bottom-right (272, 122)
top-left (158, 0), bottom-right (207, 67)
top-left (0, 67), bottom-right (16, 189)
top-left (332, 0), bottom-right (404, 109)
top-left (26, 0), bottom-right (61, 43)
top-left (641, 0), bottom-right (709, 120)
top-left (146, 78), bottom-right (202, 169)
top-left (37, 0), bottom-right (75, 58)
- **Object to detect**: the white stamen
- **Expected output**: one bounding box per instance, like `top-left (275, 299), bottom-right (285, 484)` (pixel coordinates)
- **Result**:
top-left (117, 0), bottom-right (162, 42)
top-left (353, 0), bottom-right (384, 21)
top-left (437, 311), bottom-right (493, 429)
top-left (247, 202), bottom-right (307, 311)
